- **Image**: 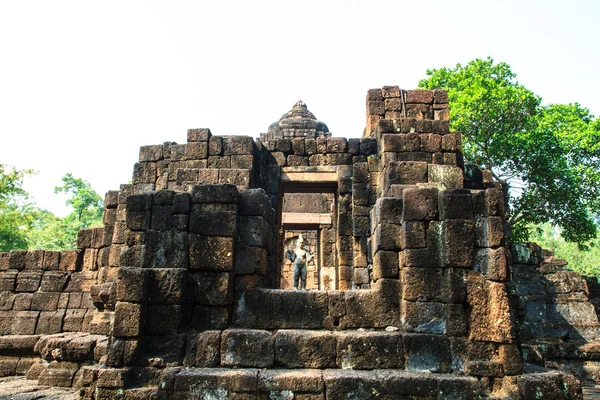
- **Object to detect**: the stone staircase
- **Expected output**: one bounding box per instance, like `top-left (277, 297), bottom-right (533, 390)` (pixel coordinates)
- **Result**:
top-left (83, 288), bottom-right (582, 399)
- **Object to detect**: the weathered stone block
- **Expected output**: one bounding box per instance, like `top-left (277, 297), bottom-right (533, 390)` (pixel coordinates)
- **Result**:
top-left (185, 141), bottom-right (208, 160)
top-left (439, 190), bottom-right (473, 220)
top-left (499, 344), bottom-right (523, 375)
top-left (144, 230), bottom-right (189, 268)
top-left (173, 367), bottom-right (258, 393)
top-left (16, 270), bottom-right (43, 292)
top-left (239, 216), bottom-right (270, 248)
top-left (428, 164), bottom-right (464, 190)
top-left (403, 187), bottom-right (438, 221)
top-left (239, 189), bottom-right (271, 218)
top-left (24, 250), bottom-right (44, 270)
top-left (132, 162), bottom-right (156, 184)
top-left (373, 250), bottom-right (398, 280)
top-left (63, 309), bottom-right (87, 332)
top-left (372, 223), bottom-right (402, 252)
top-left (336, 331), bottom-right (403, 369)
top-left (472, 188), bottom-right (504, 217)
top-left (187, 128), bottom-right (211, 142)
top-left (192, 306), bottom-right (230, 330)
top-left (368, 100), bottom-right (385, 115)
top-left (146, 268), bottom-right (192, 305)
top-left (39, 251), bottom-right (60, 271)
top-left (119, 245), bottom-right (145, 268)
top-left (189, 207), bottom-right (236, 236)
top-left (38, 361), bottom-right (79, 387)
top-left (373, 197), bottom-right (403, 225)
top-left (399, 221), bottom-right (426, 249)
top-left (406, 89), bottom-right (433, 104)
top-left (352, 216), bottom-right (369, 237)
top-left (473, 247), bottom-right (508, 281)
top-left (224, 136), bottom-right (254, 156)
top-left (440, 219), bottom-right (474, 267)
top-left (367, 88), bottom-right (383, 101)
top-left (115, 268), bottom-right (146, 302)
top-left (475, 216), bottom-right (504, 247)
top-left (7, 250), bottom-right (26, 270)
top-left (114, 302), bottom-right (143, 338)
top-left (420, 133), bottom-right (442, 152)
top-left (191, 330), bottom-right (221, 367)
top-left (401, 300), bottom-right (467, 336)
top-left (35, 310), bottom-right (65, 335)
top-left (172, 192), bottom-right (190, 214)
top-left (196, 168), bottom-right (219, 183)
top-left (275, 330), bottom-right (336, 368)
top-left (144, 304), bottom-right (190, 335)
top-left (191, 184), bottom-right (238, 204)
top-left (139, 145), bottom-right (163, 162)
top-left (208, 135), bottom-right (223, 156)
top-left (234, 289), bottom-right (328, 329)
top-left (403, 333), bottom-right (452, 372)
top-left (324, 153), bottom-right (352, 165)
top-left (401, 267), bottom-right (465, 304)
top-left (13, 292), bottom-right (32, 310)
top-left (360, 139), bottom-right (377, 156)
top-left (189, 235), bottom-right (234, 271)
top-left (192, 271), bottom-right (233, 306)
top-left (258, 369), bottom-right (324, 394)
top-left (466, 272), bottom-right (514, 343)
top-left (126, 210), bottom-right (151, 231)
top-left (31, 292), bottom-right (60, 311)
top-left (0, 273), bottom-right (15, 297)
top-left (342, 280), bottom-right (399, 328)
top-left (13, 311), bottom-right (40, 335)
top-left (221, 329), bottom-right (274, 368)
top-left (219, 168), bottom-right (251, 187)
top-left (235, 245), bottom-right (267, 275)
top-left (59, 250), bottom-right (81, 272)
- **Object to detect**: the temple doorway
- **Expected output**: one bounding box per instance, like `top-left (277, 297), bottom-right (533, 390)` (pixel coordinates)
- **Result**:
top-left (277, 169), bottom-right (338, 290)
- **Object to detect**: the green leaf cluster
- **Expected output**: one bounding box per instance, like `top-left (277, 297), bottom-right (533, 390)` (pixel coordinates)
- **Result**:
top-left (0, 165), bottom-right (39, 252)
top-left (0, 166), bottom-right (103, 252)
top-left (419, 57), bottom-right (600, 248)
top-left (530, 224), bottom-right (600, 279)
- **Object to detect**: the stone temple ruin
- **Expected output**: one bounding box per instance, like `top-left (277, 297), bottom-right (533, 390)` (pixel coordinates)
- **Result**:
top-left (0, 86), bottom-right (599, 399)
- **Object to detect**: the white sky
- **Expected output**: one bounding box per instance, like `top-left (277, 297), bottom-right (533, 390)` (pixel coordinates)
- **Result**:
top-left (1, 0), bottom-right (598, 216)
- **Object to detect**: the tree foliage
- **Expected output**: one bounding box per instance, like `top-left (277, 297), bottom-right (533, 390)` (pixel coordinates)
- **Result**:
top-left (54, 173), bottom-right (103, 226)
top-left (531, 224), bottom-right (600, 279)
top-left (419, 57), bottom-right (600, 247)
top-left (0, 165), bottom-right (39, 252)
top-left (0, 167), bottom-right (103, 252)
top-left (28, 174), bottom-right (104, 251)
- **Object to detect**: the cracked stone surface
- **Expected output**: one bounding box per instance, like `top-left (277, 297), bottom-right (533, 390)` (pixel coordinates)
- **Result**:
top-left (0, 376), bottom-right (78, 400)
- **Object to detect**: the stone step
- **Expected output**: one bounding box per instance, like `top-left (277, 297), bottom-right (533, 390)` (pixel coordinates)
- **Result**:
top-left (234, 285), bottom-right (399, 331)
top-left (0, 335), bottom-right (39, 355)
top-left (126, 367), bottom-right (582, 400)
top-left (185, 328), bottom-right (518, 377)
top-left (523, 341), bottom-right (600, 362)
top-left (157, 367), bottom-right (482, 400)
top-left (34, 332), bottom-right (108, 363)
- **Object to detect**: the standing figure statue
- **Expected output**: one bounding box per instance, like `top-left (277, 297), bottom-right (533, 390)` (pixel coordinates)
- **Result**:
top-left (285, 234), bottom-right (313, 290)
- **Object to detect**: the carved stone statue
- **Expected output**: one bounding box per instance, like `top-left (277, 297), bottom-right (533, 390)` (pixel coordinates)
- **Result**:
top-left (285, 234), bottom-right (313, 290)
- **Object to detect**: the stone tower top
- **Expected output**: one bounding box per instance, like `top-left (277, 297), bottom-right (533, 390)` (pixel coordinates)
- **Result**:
top-left (261, 100), bottom-right (331, 142)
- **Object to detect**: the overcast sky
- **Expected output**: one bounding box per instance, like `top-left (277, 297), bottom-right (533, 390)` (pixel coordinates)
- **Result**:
top-left (1, 0), bottom-right (598, 216)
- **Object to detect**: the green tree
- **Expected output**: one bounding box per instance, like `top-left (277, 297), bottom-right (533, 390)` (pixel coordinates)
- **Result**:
top-left (0, 165), bottom-right (39, 252)
top-left (54, 173), bottom-right (103, 226)
top-left (28, 174), bottom-right (104, 250)
top-left (531, 224), bottom-right (600, 279)
top-left (419, 57), bottom-right (600, 247)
